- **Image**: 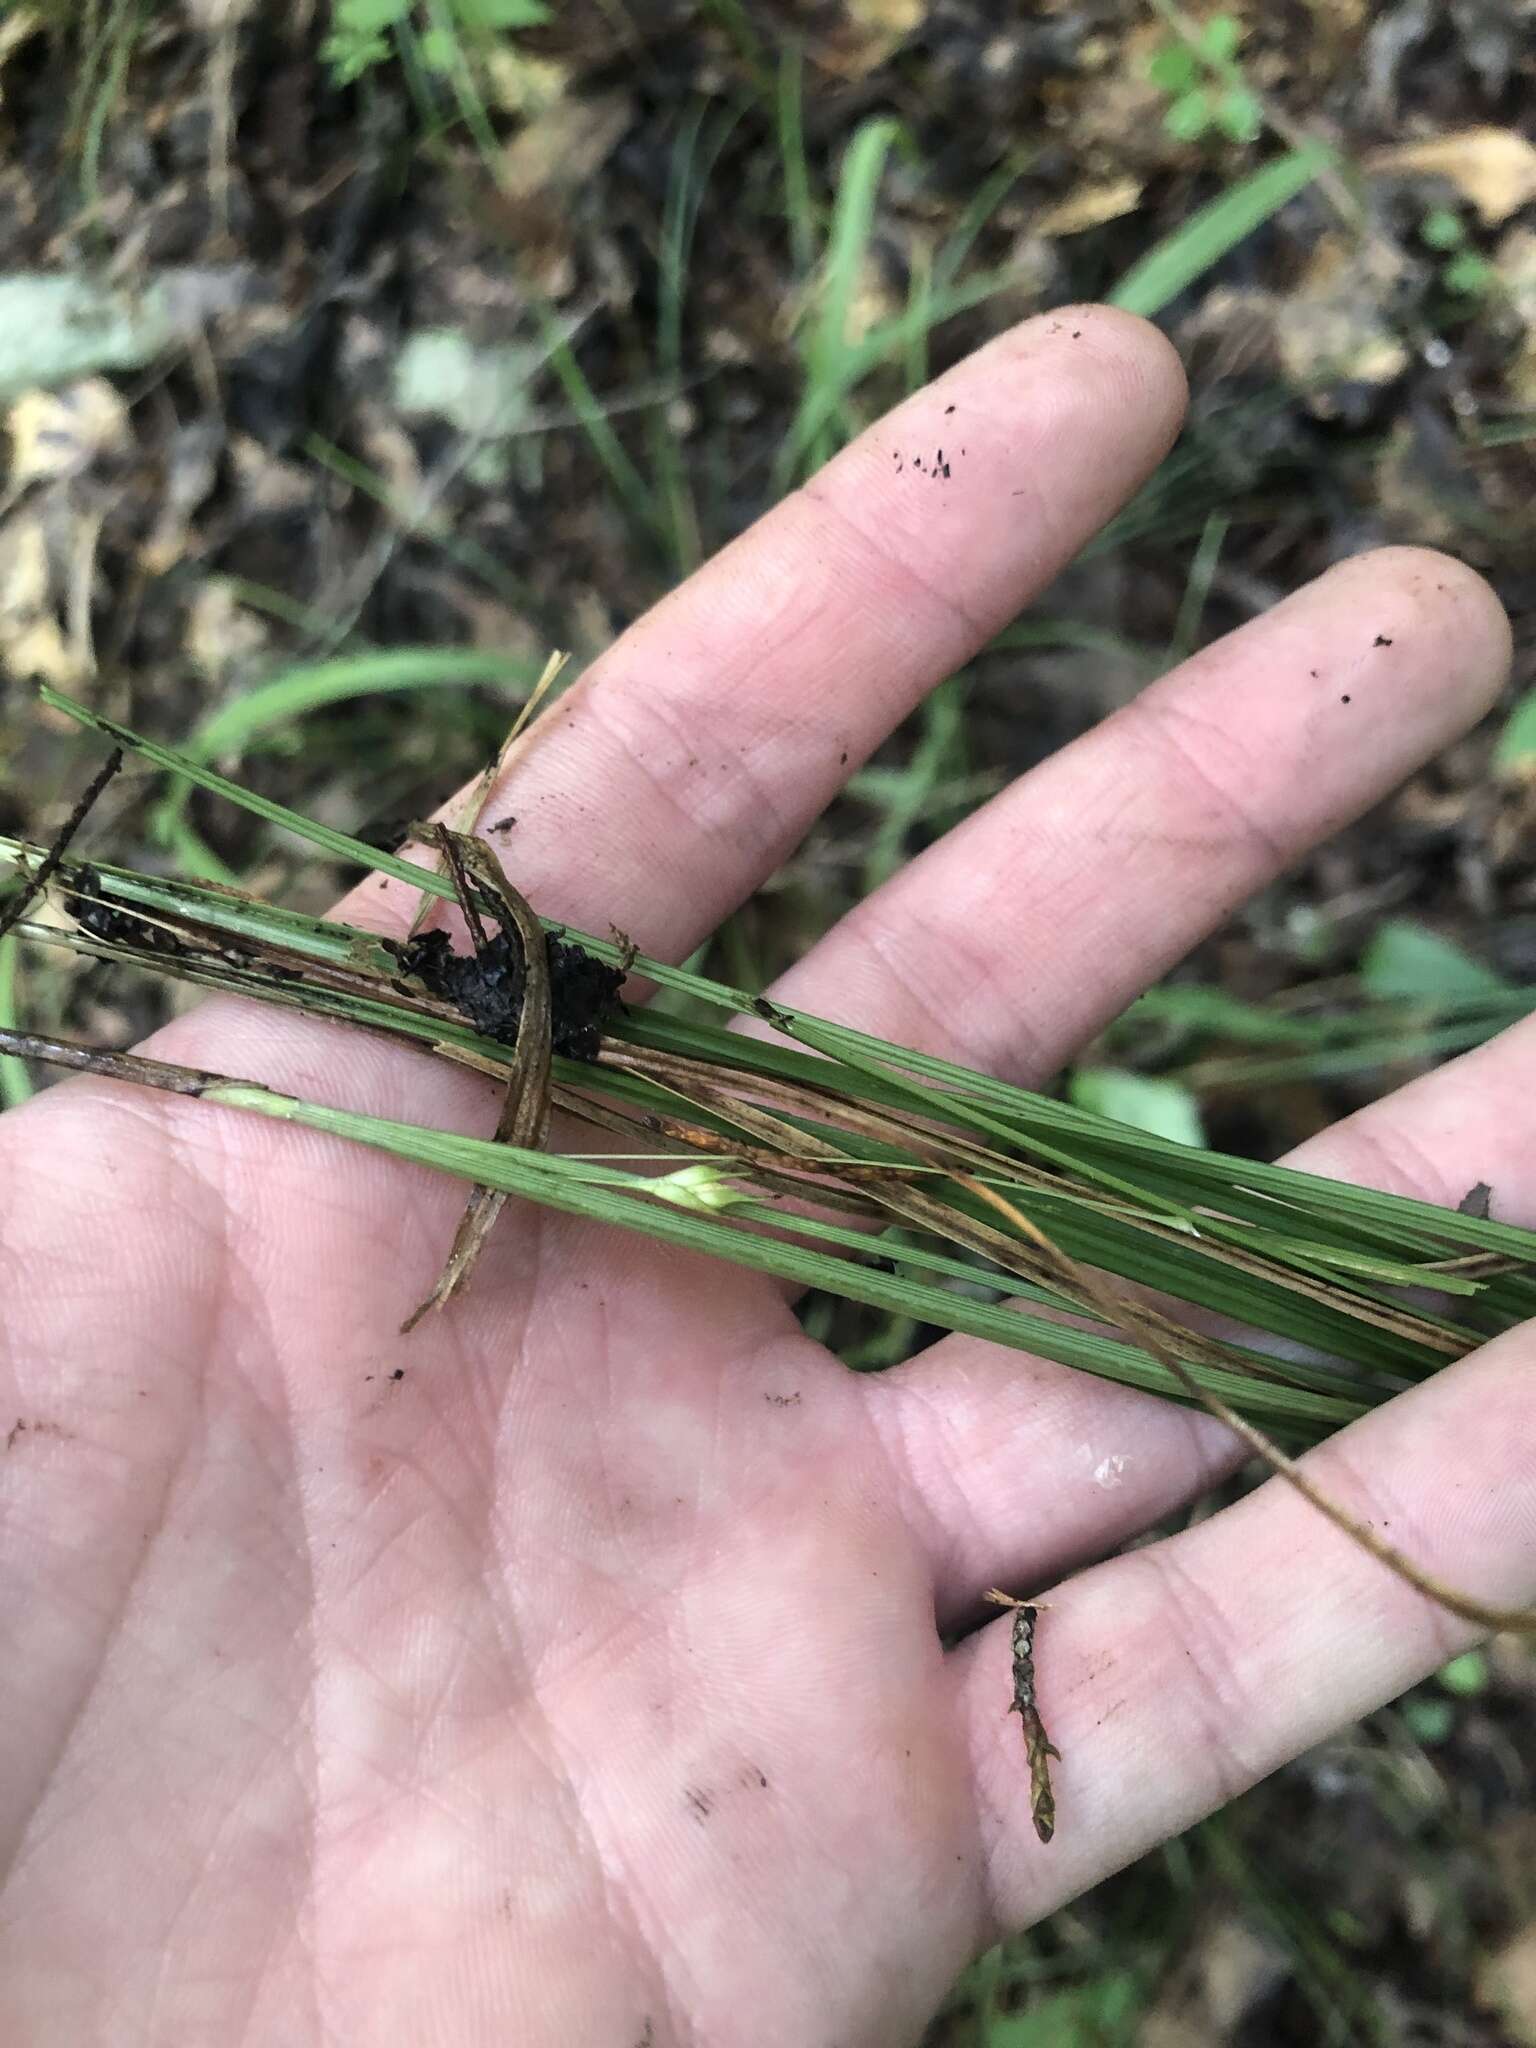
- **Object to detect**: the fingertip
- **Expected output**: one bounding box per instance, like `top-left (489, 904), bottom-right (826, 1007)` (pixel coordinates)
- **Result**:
top-left (987, 304), bottom-right (1188, 471)
top-left (1327, 545), bottom-right (1513, 714)
top-left (1063, 302), bottom-right (1189, 414)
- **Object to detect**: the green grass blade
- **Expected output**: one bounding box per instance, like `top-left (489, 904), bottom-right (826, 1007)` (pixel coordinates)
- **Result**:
top-left (1494, 687), bottom-right (1536, 772)
top-left (1474, 416), bottom-right (1536, 449)
top-left (778, 115), bottom-right (905, 487)
top-left (0, 935), bottom-right (31, 1108)
top-left (776, 41), bottom-right (817, 280)
top-left (932, 148), bottom-right (1032, 291)
top-left (1111, 144), bottom-right (1333, 317)
top-left (1184, 1017), bottom-right (1532, 1087)
top-left (182, 648), bottom-right (537, 765)
top-left (150, 646), bottom-right (538, 874)
top-left (857, 674), bottom-right (969, 889)
top-left (303, 436), bottom-right (539, 616)
top-left (649, 97), bottom-right (741, 576)
top-left (988, 619), bottom-right (1161, 670)
top-left (1167, 509), bottom-right (1229, 663)
top-left (191, 1072), bottom-right (1364, 1428)
top-left (532, 300), bottom-right (668, 549)
top-left (25, 685), bottom-right (1536, 1291)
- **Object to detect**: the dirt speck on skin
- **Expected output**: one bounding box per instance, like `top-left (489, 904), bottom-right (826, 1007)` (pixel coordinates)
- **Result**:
top-left (684, 1787), bottom-right (713, 1820)
top-left (764, 1391), bottom-right (801, 1406)
top-left (1374, 633), bottom-right (1394, 646)
top-left (5, 1418), bottom-right (68, 1450)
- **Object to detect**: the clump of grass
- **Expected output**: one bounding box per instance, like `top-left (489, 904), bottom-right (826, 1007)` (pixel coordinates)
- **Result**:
top-left (6, 683), bottom-right (1536, 1653)
top-left (322, 0), bottom-right (549, 90)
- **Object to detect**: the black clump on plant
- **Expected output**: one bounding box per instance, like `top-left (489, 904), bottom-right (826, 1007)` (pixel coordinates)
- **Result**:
top-left (71, 867), bottom-right (188, 956)
top-left (399, 927), bottom-right (622, 1062)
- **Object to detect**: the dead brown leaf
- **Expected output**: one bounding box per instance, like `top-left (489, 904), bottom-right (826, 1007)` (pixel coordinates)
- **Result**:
top-left (6, 381), bottom-right (129, 493)
top-left (1495, 226), bottom-right (1536, 409)
top-left (1034, 175), bottom-right (1144, 238)
top-left (1276, 232), bottom-right (1410, 405)
top-left (0, 513), bottom-right (85, 687)
top-left (819, 0), bottom-right (926, 77)
top-left (1478, 1923), bottom-right (1536, 2045)
top-left (499, 91), bottom-right (632, 206)
top-left (1367, 126), bottom-right (1536, 225)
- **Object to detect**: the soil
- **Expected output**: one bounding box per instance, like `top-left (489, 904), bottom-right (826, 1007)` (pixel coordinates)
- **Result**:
top-left (396, 922), bottom-right (623, 1059)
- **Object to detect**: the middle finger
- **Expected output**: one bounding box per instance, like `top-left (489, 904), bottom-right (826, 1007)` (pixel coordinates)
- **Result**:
top-left (771, 546), bottom-right (1509, 1086)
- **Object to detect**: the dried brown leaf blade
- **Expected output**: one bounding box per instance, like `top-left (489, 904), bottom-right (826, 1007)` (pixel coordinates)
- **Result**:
top-left (400, 827), bottom-right (552, 1332)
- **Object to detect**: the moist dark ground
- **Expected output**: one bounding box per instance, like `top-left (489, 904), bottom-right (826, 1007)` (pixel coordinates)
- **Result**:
top-left (2, 5), bottom-right (1535, 2042)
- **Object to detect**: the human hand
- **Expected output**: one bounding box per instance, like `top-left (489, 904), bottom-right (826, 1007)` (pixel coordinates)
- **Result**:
top-left (1, 308), bottom-right (1527, 2048)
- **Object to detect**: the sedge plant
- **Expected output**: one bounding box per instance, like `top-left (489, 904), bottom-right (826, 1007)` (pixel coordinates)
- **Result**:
top-left (5, 680), bottom-right (1536, 1769)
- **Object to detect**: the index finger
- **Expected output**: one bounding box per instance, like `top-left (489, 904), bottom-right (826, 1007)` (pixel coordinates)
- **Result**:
top-left (333, 308), bottom-right (1186, 965)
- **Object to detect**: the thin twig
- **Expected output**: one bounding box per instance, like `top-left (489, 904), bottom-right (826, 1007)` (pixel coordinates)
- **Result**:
top-left (0, 1027), bottom-right (229, 1097)
top-left (960, 1175), bottom-right (1536, 1639)
top-left (983, 1589), bottom-right (1059, 1844)
top-left (0, 748), bottom-right (122, 943)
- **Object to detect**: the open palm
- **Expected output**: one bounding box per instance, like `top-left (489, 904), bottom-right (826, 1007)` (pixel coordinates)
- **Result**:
top-left (3, 309), bottom-right (1532, 2047)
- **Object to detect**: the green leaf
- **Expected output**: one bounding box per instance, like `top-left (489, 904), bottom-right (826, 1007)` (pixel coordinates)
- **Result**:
top-left (321, 29), bottom-right (392, 82)
top-left (1360, 921), bottom-right (1510, 1003)
top-left (336, 0), bottom-right (410, 28)
top-left (1111, 144), bottom-right (1332, 316)
top-left (1147, 42), bottom-right (1197, 91)
top-left (974, 1972), bottom-right (1145, 2044)
top-left (1436, 1650), bottom-right (1489, 1698)
top-left (1493, 687), bottom-right (1536, 773)
top-left (1400, 1697), bottom-right (1455, 1745)
top-left (1443, 250), bottom-right (1493, 296)
top-left (1200, 14), bottom-right (1242, 59)
top-left (0, 274), bottom-right (229, 403)
top-left (454, 0), bottom-right (551, 25)
top-left (1069, 1069), bottom-right (1205, 1148)
top-left (1216, 87), bottom-right (1263, 144)
top-left (1420, 206), bottom-right (1465, 251)
top-left (418, 26), bottom-right (458, 70)
top-left (1164, 89), bottom-right (1213, 143)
